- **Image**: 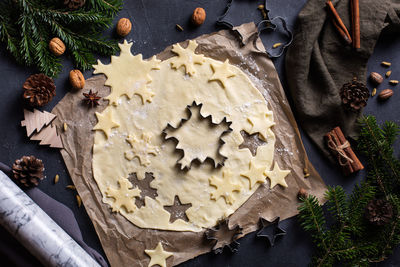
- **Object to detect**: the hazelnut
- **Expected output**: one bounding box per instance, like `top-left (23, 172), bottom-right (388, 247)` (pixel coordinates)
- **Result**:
top-left (378, 89), bottom-right (394, 100)
top-left (191, 7), bottom-right (206, 26)
top-left (116, 18), bottom-right (132, 37)
top-left (297, 188), bottom-right (308, 200)
top-left (369, 72), bottom-right (383, 85)
top-left (49, 37), bottom-right (66, 56)
top-left (69, 69), bottom-right (85, 90)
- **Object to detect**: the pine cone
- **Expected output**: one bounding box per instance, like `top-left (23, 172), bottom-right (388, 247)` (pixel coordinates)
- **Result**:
top-left (23, 74), bottom-right (56, 108)
top-left (12, 156), bottom-right (45, 188)
top-left (340, 77), bottom-right (369, 111)
top-left (365, 199), bottom-right (393, 226)
top-left (63, 0), bottom-right (86, 10)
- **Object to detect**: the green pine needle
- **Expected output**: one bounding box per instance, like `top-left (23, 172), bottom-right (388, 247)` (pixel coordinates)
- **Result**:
top-left (298, 116), bottom-right (400, 266)
top-left (0, 0), bottom-right (122, 77)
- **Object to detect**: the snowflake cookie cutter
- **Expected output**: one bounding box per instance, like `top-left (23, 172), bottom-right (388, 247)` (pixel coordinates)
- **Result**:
top-left (163, 101), bottom-right (232, 171)
top-left (216, 0), bottom-right (293, 58)
top-left (205, 218), bottom-right (243, 254)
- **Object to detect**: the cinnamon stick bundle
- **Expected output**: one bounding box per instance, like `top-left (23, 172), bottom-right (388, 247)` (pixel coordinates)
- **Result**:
top-left (326, 1), bottom-right (352, 45)
top-left (324, 126), bottom-right (364, 175)
top-left (351, 0), bottom-right (361, 49)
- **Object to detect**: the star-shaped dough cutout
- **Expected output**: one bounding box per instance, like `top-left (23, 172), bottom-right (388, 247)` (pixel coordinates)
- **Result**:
top-left (240, 160), bottom-right (267, 189)
top-left (170, 40), bottom-right (205, 76)
top-left (145, 242), bottom-right (173, 267)
top-left (264, 162), bottom-right (290, 188)
top-left (135, 85), bottom-right (155, 104)
top-left (105, 178), bottom-right (141, 213)
top-left (209, 59), bottom-right (236, 88)
top-left (93, 40), bottom-right (160, 106)
top-left (93, 109), bottom-right (120, 139)
top-left (244, 105), bottom-right (275, 141)
top-left (125, 132), bottom-right (158, 166)
top-left (209, 169), bottom-right (242, 205)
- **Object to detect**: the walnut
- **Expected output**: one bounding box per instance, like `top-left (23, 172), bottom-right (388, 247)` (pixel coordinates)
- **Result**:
top-left (49, 37), bottom-right (66, 56)
top-left (191, 7), bottom-right (206, 26)
top-left (69, 69), bottom-right (85, 90)
top-left (116, 18), bottom-right (132, 37)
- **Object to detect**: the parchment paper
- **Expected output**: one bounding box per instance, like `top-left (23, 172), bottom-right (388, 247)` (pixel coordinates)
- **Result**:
top-left (52, 23), bottom-right (327, 267)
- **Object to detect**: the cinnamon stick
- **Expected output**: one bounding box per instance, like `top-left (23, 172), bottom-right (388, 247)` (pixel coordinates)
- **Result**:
top-left (333, 126), bottom-right (364, 172)
top-left (326, 1), bottom-right (352, 45)
top-left (351, 0), bottom-right (361, 49)
top-left (324, 127), bottom-right (363, 175)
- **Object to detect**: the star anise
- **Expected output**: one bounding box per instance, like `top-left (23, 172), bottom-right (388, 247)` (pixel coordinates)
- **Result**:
top-left (83, 90), bottom-right (101, 108)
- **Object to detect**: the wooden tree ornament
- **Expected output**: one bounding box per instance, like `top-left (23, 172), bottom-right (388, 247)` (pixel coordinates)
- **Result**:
top-left (21, 109), bottom-right (63, 149)
top-left (21, 109), bottom-right (56, 137)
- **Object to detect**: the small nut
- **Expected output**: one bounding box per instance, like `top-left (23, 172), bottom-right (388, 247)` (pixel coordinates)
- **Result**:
top-left (369, 72), bottom-right (383, 85)
top-left (69, 69), bottom-right (85, 90)
top-left (116, 18), bottom-right (132, 37)
top-left (297, 188), bottom-right (308, 200)
top-left (49, 37), bottom-right (66, 56)
top-left (191, 7), bottom-right (206, 26)
top-left (389, 80), bottom-right (399, 85)
top-left (381, 61), bottom-right (391, 67)
top-left (54, 174), bottom-right (59, 184)
top-left (76, 195), bottom-right (82, 208)
top-left (371, 88), bottom-right (377, 96)
top-left (176, 24), bottom-right (184, 32)
top-left (378, 89), bottom-right (394, 100)
top-left (386, 70), bottom-right (392, 78)
top-left (63, 122), bottom-right (68, 132)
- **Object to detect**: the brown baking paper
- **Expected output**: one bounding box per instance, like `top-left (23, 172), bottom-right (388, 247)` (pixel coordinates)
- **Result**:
top-left (52, 22), bottom-right (327, 267)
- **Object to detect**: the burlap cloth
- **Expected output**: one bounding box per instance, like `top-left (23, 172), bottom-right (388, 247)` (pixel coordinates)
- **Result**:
top-left (52, 23), bottom-right (327, 266)
top-left (286, 0), bottom-right (400, 160)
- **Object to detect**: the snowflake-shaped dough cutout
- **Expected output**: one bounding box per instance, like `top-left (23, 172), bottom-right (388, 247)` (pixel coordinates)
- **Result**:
top-left (170, 40), bottom-right (205, 76)
top-left (244, 105), bottom-right (275, 141)
top-left (105, 178), bottom-right (141, 213)
top-left (125, 132), bottom-right (158, 166)
top-left (93, 40), bottom-right (160, 106)
top-left (209, 169), bottom-right (242, 205)
top-left (209, 59), bottom-right (236, 88)
top-left (164, 102), bottom-right (232, 170)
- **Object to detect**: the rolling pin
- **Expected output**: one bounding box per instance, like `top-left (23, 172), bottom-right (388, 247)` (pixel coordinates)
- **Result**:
top-left (0, 169), bottom-right (100, 267)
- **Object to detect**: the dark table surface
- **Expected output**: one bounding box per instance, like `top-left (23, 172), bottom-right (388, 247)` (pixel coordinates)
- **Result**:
top-left (0, 0), bottom-right (399, 266)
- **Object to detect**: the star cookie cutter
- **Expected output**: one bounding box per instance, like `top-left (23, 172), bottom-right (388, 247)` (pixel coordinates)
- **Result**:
top-left (256, 216), bottom-right (286, 247)
top-left (163, 101), bottom-right (232, 171)
top-left (205, 218), bottom-right (243, 254)
top-left (216, 0), bottom-right (293, 58)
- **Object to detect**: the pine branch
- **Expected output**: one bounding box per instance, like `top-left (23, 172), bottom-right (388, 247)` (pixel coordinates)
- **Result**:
top-left (298, 116), bottom-right (400, 266)
top-left (0, 0), bottom-right (122, 77)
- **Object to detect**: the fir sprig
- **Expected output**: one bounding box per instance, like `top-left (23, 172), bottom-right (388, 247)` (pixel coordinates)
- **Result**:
top-left (0, 0), bottom-right (122, 77)
top-left (298, 115), bottom-right (400, 266)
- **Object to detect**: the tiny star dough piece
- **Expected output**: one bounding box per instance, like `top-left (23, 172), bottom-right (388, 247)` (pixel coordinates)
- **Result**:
top-left (209, 169), bottom-right (242, 205)
top-left (105, 178), bottom-right (141, 212)
top-left (145, 242), bottom-right (173, 267)
top-left (170, 40), bottom-right (205, 76)
top-left (240, 160), bottom-right (267, 189)
top-left (209, 59), bottom-right (236, 88)
top-left (245, 105), bottom-right (275, 141)
top-left (93, 109), bottom-right (120, 139)
top-left (93, 40), bottom-right (160, 106)
top-left (125, 132), bottom-right (158, 166)
top-left (264, 162), bottom-right (290, 188)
